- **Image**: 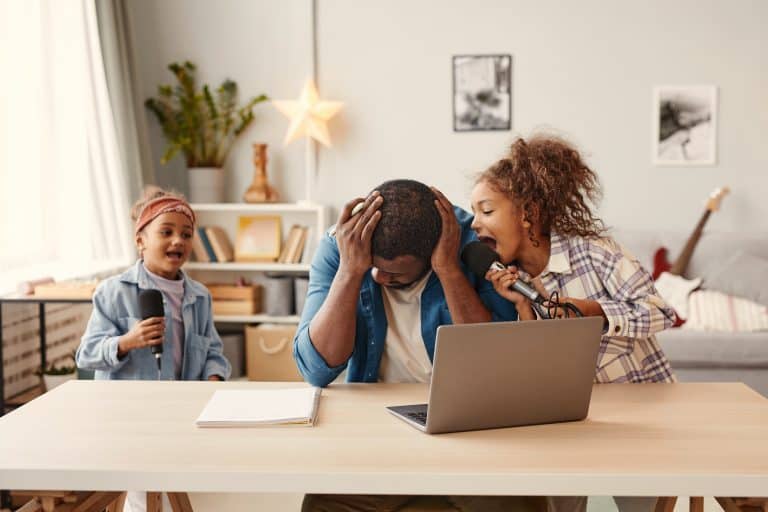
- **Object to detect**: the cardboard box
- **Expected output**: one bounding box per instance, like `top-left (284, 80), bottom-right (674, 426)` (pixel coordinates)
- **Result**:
top-left (245, 324), bottom-right (302, 381)
top-left (213, 300), bottom-right (260, 315)
top-left (207, 284), bottom-right (261, 302)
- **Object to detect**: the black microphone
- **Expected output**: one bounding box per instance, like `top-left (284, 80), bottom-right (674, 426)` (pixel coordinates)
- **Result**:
top-left (461, 241), bottom-right (545, 305)
top-left (138, 289), bottom-right (164, 371)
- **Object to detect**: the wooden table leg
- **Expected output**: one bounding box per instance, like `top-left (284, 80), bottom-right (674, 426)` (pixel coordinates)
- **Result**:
top-left (70, 491), bottom-right (123, 512)
top-left (105, 492), bottom-right (127, 512)
top-left (167, 493), bottom-right (193, 512)
top-left (690, 497), bottom-right (704, 512)
top-left (655, 497), bottom-right (677, 512)
top-left (147, 492), bottom-right (162, 512)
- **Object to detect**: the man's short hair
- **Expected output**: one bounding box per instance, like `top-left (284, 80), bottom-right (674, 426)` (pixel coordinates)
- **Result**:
top-left (371, 179), bottom-right (442, 264)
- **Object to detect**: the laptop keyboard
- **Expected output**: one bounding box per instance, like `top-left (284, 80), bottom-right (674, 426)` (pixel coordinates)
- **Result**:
top-left (405, 409), bottom-right (428, 425)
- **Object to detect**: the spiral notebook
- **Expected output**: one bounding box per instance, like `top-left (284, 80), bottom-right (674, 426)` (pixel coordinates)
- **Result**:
top-left (195, 387), bottom-right (322, 427)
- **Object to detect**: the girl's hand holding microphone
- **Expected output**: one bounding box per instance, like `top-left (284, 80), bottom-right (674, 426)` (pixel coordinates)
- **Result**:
top-left (485, 265), bottom-right (537, 320)
top-left (117, 317), bottom-right (164, 358)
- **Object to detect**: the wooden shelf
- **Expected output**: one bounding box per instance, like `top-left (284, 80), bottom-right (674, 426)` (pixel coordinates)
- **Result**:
top-left (213, 314), bottom-right (300, 324)
top-left (185, 262), bottom-right (310, 272)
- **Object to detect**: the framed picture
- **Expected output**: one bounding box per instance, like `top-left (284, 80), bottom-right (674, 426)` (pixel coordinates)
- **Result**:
top-left (453, 54), bottom-right (511, 132)
top-left (235, 215), bottom-right (282, 262)
top-left (653, 85), bottom-right (717, 165)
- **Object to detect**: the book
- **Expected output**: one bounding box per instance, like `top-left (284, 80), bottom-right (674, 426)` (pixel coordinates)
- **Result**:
top-left (191, 232), bottom-right (211, 262)
top-left (195, 387), bottom-right (321, 427)
top-left (205, 226), bottom-right (234, 262)
top-left (278, 225), bottom-right (303, 263)
top-left (197, 227), bottom-right (218, 262)
top-left (286, 226), bottom-right (308, 264)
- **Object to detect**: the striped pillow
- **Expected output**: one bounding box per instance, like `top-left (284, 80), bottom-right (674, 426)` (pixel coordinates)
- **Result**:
top-left (684, 289), bottom-right (768, 332)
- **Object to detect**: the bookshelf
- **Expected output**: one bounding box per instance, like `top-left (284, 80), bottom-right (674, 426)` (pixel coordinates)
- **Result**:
top-left (186, 202), bottom-right (328, 324)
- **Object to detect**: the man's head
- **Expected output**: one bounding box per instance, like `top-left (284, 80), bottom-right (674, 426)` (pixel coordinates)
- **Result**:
top-left (370, 180), bottom-right (442, 289)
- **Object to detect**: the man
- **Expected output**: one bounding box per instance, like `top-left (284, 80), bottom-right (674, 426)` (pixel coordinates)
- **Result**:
top-left (294, 180), bottom-right (530, 512)
top-left (293, 179), bottom-right (517, 387)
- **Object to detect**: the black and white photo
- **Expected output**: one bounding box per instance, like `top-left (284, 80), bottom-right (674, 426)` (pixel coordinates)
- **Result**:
top-left (653, 85), bottom-right (717, 165)
top-left (453, 55), bottom-right (511, 131)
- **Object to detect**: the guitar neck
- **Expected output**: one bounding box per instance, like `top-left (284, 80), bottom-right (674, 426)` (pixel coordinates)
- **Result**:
top-left (669, 210), bottom-right (712, 276)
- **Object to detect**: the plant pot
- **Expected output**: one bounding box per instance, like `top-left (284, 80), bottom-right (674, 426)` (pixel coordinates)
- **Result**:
top-left (188, 167), bottom-right (225, 203)
top-left (43, 373), bottom-right (76, 392)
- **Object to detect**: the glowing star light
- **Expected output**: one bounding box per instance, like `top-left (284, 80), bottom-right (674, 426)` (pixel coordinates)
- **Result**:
top-left (273, 79), bottom-right (342, 147)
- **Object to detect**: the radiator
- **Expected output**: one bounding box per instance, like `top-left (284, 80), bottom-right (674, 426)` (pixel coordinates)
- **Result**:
top-left (1, 303), bottom-right (92, 400)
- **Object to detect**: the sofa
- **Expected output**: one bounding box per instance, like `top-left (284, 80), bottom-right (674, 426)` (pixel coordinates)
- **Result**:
top-left (612, 229), bottom-right (768, 397)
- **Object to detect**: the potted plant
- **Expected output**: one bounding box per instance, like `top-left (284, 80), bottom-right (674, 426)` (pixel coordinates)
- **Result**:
top-left (38, 352), bottom-right (78, 392)
top-left (145, 61), bottom-right (268, 203)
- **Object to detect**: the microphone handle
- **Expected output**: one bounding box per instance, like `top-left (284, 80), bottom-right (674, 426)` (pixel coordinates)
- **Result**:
top-left (489, 262), bottom-right (545, 304)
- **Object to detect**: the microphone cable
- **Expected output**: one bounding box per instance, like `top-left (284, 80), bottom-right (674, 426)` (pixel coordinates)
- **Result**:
top-left (532, 290), bottom-right (584, 319)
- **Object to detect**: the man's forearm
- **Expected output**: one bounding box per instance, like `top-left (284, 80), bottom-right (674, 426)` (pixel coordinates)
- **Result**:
top-left (437, 267), bottom-right (492, 324)
top-left (308, 270), bottom-right (364, 367)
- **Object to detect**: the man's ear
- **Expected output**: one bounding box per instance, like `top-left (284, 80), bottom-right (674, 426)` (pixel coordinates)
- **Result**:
top-left (135, 233), bottom-right (145, 252)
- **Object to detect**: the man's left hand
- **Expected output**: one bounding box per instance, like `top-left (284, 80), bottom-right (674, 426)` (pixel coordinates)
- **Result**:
top-left (430, 186), bottom-right (461, 276)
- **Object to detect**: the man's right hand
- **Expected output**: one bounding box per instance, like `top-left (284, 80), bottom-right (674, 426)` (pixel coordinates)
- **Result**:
top-left (334, 192), bottom-right (382, 276)
top-left (117, 317), bottom-right (164, 357)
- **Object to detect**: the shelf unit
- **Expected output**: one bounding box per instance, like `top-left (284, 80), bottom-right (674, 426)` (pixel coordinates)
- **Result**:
top-left (187, 202), bottom-right (328, 324)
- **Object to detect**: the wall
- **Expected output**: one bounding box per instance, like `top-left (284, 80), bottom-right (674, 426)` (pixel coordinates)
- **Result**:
top-left (128, 0), bottom-right (768, 233)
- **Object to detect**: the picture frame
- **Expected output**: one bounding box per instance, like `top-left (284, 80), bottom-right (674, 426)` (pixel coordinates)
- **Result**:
top-left (652, 85), bottom-right (717, 166)
top-left (235, 215), bottom-right (282, 262)
top-left (453, 54), bottom-right (511, 132)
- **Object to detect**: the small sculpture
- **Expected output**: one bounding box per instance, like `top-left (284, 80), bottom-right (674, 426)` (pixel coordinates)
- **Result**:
top-left (243, 143), bottom-right (279, 203)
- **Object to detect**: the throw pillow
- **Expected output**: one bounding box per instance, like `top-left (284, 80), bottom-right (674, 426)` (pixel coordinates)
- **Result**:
top-left (704, 252), bottom-right (768, 307)
top-left (684, 289), bottom-right (768, 332)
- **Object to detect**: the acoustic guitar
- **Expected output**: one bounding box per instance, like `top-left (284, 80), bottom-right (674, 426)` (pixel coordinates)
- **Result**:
top-left (652, 186), bottom-right (730, 280)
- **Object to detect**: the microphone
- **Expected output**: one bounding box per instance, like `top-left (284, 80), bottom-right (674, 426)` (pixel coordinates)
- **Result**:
top-left (138, 289), bottom-right (164, 371)
top-left (461, 241), bottom-right (545, 305)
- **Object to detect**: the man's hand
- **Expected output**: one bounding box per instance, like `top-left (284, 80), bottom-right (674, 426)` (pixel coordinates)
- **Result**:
top-left (430, 187), bottom-right (461, 276)
top-left (117, 317), bottom-right (164, 357)
top-left (334, 192), bottom-right (382, 277)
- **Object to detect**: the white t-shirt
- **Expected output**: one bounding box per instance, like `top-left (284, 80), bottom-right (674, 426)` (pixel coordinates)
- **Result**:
top-left (144, 265), bottom-right (185, 379)
top-left (378, 271), bottom-right (433, 383)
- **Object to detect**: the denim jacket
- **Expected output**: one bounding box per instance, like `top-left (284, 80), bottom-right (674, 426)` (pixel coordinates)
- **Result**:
top-left (293, 206), bottom-right (518, 387)
top-left (76, 260), bottom-right (231, 381)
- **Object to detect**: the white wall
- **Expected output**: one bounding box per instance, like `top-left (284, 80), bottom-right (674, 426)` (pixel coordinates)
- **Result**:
top-left (129, 0), bottom-right (768, 233)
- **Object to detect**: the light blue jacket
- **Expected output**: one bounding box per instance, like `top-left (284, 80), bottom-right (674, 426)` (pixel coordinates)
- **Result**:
top-left (293, 206), bottom-right (518, 387)
top-left (76, 260), bottom-right (231, 381)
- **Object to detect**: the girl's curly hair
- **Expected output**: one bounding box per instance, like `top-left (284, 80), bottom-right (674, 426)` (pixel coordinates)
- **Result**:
top-left (478, 134), bottom-right (606, 243)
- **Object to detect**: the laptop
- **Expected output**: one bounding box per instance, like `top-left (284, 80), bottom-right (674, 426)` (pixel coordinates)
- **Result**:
top-left (386, 316), bottom-right (604, 434)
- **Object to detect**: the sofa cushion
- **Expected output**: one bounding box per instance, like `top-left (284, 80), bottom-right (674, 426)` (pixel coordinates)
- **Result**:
top-left (657, 328), bottom-right (768, 367)
top-left (704, 251), bottom-right (768, 307)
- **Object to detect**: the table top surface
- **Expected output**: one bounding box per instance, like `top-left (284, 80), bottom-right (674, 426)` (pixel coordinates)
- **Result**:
top-left (1, 381), bottom-right (767, 495)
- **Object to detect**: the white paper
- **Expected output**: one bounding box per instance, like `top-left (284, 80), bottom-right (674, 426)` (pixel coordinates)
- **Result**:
top-left (196, 387), bottom-right (321, 428)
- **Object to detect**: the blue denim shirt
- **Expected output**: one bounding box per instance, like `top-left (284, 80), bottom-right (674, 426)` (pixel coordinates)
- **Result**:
top-left (293, 206), bottom-right (518, 387)
top-left (76, 260), bottom-right (231, 381)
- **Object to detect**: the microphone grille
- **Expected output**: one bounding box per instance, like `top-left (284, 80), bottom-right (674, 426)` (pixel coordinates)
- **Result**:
top-left (461, 241), bottom-right (501, 279)
top-left (138, 289), bottom-right (164, 320)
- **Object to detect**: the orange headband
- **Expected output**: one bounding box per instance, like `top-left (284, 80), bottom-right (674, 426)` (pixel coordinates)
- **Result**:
top-left (134, 197), bottom-right (196, 236)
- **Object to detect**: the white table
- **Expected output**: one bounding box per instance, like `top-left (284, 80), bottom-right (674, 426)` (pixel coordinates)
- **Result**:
top-left (1, 381), bottom-right (767, 497)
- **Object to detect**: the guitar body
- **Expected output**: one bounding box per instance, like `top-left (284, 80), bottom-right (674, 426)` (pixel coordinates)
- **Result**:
top-left (652, 247), bottom-right (672, 280)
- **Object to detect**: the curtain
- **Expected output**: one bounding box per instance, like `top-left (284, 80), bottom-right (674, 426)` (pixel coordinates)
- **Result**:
top-left (94, 0), bottom-right (155, 203)
top-left (0, 0), bottom-right (134, 293)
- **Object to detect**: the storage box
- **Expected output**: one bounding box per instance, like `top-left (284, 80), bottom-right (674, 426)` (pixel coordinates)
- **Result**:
top-left (213, 300), bottom-right (260, 315)
top-left (245, 324), bottom-right (302, 381)
top-left (207, 284), bottom-right (261, 301)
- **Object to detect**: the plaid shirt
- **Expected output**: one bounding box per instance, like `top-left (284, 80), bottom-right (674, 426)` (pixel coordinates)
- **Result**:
top-left (522, 231), bottom-right (676, 383)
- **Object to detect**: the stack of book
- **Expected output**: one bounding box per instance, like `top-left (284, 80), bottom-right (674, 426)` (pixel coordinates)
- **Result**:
top-left (192, 226), bottom-right (234, 263)
top-left (277, 225), bottom-right (310, 264)
top-left (208, 283), bottom-right (262, 315)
